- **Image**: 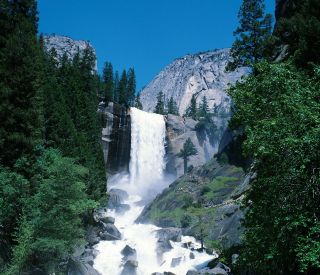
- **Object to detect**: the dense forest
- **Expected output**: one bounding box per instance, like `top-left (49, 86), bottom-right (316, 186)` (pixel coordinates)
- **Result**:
top-left (226, 0), bottom-right (320, 273)
top-left (0, 1), bottom-right (139, 273)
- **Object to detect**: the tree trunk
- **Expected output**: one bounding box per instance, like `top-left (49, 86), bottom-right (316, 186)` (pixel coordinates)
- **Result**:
top-left (183, 157), bottom-right (188, 174)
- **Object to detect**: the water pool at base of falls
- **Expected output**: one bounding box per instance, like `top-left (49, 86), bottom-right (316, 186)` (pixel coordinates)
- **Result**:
top-left (93, 108), bottom-right (217, 275)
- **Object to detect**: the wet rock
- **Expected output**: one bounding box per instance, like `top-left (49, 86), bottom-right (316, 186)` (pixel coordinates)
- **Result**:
top-left (67, 257), bottom-right (100, 275)
top-left (100, 102), bottom-right (131, 175)
top-left (115, 203), bottom-right (131, 214)
top-left (121, 260), bottom-right (138, 275)
top-left (186, 271), bottom-right (198, 275)
top-left (215, 262), bottom-right (231, 273)
top-left (189, 252), bottom-right (195, 259)
top-left (99, 231), bottom-right (121, 241)
top-left (121, 245), bottom-right (137, 261)
top-left (102, 216), bottom-right (115, 224)
top-left (155, 228), bottom-right (182, 255)
top-left (109, 188), bottom-right (129, 201)
top-left (164, 272), bottom-right (176, 275)
top-left (156, 228), bottom-right (182, 242)
top-left (151, 273), bottom-right (163, 275)
top-left (103, 223), bottom-right (121, 239)
top-left (72, 245), bottom-right (85, 259)
top-left (81, 255), bottom-right (94, 266)
top-left (171, 257), bottom-right (182, 267)
top-left (86, 226), bottom-right (101, 246)
top-left (201, 267), bottom-right (228, 274)
top-left (232, 254), bottom-right (239, 264)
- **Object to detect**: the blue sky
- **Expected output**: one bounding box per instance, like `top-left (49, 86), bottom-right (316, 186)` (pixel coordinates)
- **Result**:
top-left (38, 0), bottom-right (275, 91)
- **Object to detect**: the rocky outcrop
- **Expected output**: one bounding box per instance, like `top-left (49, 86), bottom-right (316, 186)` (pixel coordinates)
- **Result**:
top-left (99, 102), bottom-right (131, 175)
top-left (140, 49), bottom-right (248, 116)
top-left (44, 35), bottom-right (97, 70)
top-left (137, 159), bottom-right (251, 250)
top-left (165, 114), bottom-right (229, 177)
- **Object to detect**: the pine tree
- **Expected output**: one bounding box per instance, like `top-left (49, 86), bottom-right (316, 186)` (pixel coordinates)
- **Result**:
top-left (154, 91), bottom-right (166, 115)
top-left (177, 138), bottom-right (198, 174)
top-left (185, 94), bottom-right (198, 120)
top-left (134, 93), bottom-right (143, 110)
top-left (0, 0), bottom-right (44, 167)
top-left (113, 71), bottom-right (120, 103)
top-left (102, 62), bottom-right (114, 102)
top-left (226, 0), bottom-right (272, 71)
top-left (126, 68), bottom-right (136, 107)
top-left (167, 96), bottom-right (179, 115)
top-left (118, 70), bottom-right (128, 106)
top-left (198, 96), bottom-right (209, 118)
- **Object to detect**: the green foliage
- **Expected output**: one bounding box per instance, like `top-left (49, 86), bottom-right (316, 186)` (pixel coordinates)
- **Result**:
top-left (29, 149), bottom-right (96, 271)
top-left (0, 0), bottom-right (43, 167)
top-left (0, 167), bottom-right (30, 258)
top-left (126, 68), bottom-right (136, 107)
top-left (167, 96), bottom-right (179, 115)
top-left (118, 70), bottom-right (127, 106)
top-left (229, 61), bottom-right (320, 273)
top-left (184, 94), bottom-right (198, 119)
top-left (226, 0), bottom-right (272, 71)
top-left (154, 91), bottom-right (166, 115)
top-left (4, 149), bottom-right (97, 273)
top-left (3, 216), bottom-right (34, 275)
top-left (273, 0), bottom-right (320, 69)
top-left (180, 213), bottom-right (192, 228)
top-left (102, 62), bottom-right (114, 102)
top-left (177, 138), bottom-right (198, 174)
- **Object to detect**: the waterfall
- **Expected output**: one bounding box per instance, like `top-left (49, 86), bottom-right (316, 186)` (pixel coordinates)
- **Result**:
top-left (94, 108), bottom-right (214, 275)
top-left (129, 108), bottom-right (166, 197)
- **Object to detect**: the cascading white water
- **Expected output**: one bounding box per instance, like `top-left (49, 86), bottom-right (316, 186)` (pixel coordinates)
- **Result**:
top-left (94, 108), bottom-right (215, 275)
top-left (129, 107), bottom-right (166, 197)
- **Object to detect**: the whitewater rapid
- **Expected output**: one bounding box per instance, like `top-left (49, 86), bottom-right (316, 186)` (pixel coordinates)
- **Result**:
top-left (94, 108), bottom-right (215, 275)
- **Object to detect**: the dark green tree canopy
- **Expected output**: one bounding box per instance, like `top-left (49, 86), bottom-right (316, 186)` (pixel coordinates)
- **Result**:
top-left (102, 61), bottom-right (114, 102)
top-left (154, 91), bottom-right (166, 115)
top-left (177, 138), bottom-right (198, 174)
top-left (227, 0), bottom-right (272, 71)
top-left (167, 96), bottom-right (179, 115)
top-left (184, 94), bottom-right (198, 120)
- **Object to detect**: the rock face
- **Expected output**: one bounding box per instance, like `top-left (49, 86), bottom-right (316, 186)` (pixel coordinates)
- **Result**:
top-left (99, 102), bottom-right (131, 175)
top-left (43, 34), bottom-right (97, 69)
top-left (137, 159), bottom-right (251, 249)
top-left (165, 114), bottom-right (226, 177)
top-left (140, 49), bottom-right (248, 116)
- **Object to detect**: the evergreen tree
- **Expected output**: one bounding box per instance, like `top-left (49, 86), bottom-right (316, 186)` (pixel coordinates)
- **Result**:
top-left (184, 94), bottom-right (198, 120)
top-left (154, 91), bottom-right (166, 115)
top-left (113, 70), bottom-right (120, 103)
top-left (134, 92), bottom-right (143, 110)
top-left (102, 62), bottom-right (114, 102)
top-left (0, 0), bottom-right (44, 167)
top-left (226, 0), bottom-right (272, 71)
top-left (177, 138), bottom-right (198, 174)
top-left (167, 96), bottom-right (179, 115)
top-left (118, 70), bottom-right (127, 106)
top-left (197, 96), bottom-right (209, 118)
top-left (126, 68), bottom-right (136, 107)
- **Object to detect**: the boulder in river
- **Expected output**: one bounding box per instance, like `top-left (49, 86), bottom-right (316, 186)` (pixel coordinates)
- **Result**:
top-left (171, 257), bottom-right (182, 267)
top-left (121, 259), bottom-right (138, 275)
top-left (155, 227), bottom-right (182, 256)
top-left (102, 223), bottom-right (121, 239)
top-left (121, 245), bottom-right (137, 261)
